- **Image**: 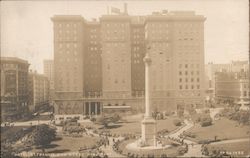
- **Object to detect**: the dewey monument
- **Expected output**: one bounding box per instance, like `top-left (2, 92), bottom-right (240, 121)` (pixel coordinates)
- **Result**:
top-left (141, 51), bottom-right (157, 147)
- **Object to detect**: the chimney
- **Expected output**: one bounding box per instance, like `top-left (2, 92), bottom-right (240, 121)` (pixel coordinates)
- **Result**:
top-left (124, 3), bottom-right (128, 14)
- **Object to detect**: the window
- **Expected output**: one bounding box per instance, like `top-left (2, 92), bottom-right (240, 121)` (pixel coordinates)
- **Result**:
top-left (179, 71), bottom-right (182, 75)
top-left (185, 85), bottom-right (188, 89)
top-left (185, 64), bottom-right (188, 68)
top-left (179, 78), bottom-right (182, 82)
top-left (197, 85), bottom-right (200, 89)
top-left (185, 71), bottom-right (188, 75)
top-left (191, 85), bottom-right (194, 89)
top-left (185, 78), bottom-right (188, 82)
top-left (197, 78), bottom-right (200, 82)
top-left (179, 85), bottom-right (182, 89)
top-left (244, 91), bottom-right (247, 97)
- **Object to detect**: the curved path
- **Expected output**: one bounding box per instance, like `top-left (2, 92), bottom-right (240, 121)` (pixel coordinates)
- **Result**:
top-left (165, 119), bottom-right (204, 157)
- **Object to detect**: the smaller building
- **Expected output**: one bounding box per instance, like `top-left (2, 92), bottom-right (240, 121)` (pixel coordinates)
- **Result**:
top-left (205, 60), bottom-right (249, 101)
top-left (28, 71), bottom-right (50, 112)
top-left (0, 57), bottom-right (29, 121)
top-left (215, 71), bottom-right (250, 107)
top-left (43, 60), bottom-right (55, 102)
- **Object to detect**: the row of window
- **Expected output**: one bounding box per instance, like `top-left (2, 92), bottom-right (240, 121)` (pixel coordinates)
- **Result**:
top-left (57, 37), bottom-right (78, 41)
top-left (146, 23), bottom-right (169, 28)
top-left (59, 43), bottom-right (78, 48)
top-left (179, 71), bottom-right (200, 75)
top-left (58, 58), bottom-right (79, 62)
top-left (179, 85), bottom-right (200, 90)
top-left (179, 78), bottom-right (200, 82)
top-left (58, 30), bottom-right (77, 35)
top-left (179, 64), bottom-right (200, 68)
top-left (58, 50), bottom-right (78, 56)
top-left (104, 23), bottom-right (129, 27)
top-left (57, 23), bottom-right (79, 28)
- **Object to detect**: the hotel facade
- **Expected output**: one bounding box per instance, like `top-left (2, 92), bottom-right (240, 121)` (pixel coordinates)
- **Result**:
top-left (51, 8), bottom-right (206, 120)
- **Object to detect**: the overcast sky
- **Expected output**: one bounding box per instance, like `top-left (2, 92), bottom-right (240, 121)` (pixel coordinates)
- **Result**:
top-left (1, 0), bottom-right (249, 73)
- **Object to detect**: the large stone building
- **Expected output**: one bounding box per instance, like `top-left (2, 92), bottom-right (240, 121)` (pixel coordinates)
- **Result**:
top-left (51, 7), bottom-right (206, 120)
top-left (0, 57), bottom-right (29, 121)
top-left (28, 71), bottom-right (50, 112)
top-left (145, 11), bottom-right (206, 112)
top-left (215, 71), bottom-right (249, 108)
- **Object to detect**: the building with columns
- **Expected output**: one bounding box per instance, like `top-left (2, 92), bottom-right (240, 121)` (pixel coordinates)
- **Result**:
top-left (51, 7), bottom-right (206, 120)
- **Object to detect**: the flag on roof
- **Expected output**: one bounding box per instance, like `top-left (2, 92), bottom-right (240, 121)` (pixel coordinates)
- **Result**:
top-left (111, 7), bottom-right (120, 14)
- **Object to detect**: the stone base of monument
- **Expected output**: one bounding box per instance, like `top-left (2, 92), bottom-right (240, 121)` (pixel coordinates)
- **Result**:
top-left (141, 117), bottom-right (157, 147)
top-left (126, 139), bottom-right (171, 151)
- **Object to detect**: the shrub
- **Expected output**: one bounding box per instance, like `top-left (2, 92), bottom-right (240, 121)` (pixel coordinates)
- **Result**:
top-left (177, 147), bottom-right (187, 155)
top-left (199, 115), bottom-right (212, 127)
top-left (173, 119), bottom-right (182, 126)
top-left (90, 117), bottom-right (96, 122)
top-left (200, 120), bottom-right (212, 127)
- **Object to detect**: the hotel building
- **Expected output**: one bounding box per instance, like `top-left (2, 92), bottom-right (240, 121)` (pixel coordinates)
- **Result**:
top-left (51, 7), bottom-right (206, 120)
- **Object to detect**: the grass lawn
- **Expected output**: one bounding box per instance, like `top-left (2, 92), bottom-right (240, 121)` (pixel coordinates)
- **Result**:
top-left (187, 118), bottom-right (250, 142)
top-left (31, 135), bottom-right (100, 153)
top-left (107, 114), bottom-right (180, 136)
top-left (207, 141), bottom-right (250, 157)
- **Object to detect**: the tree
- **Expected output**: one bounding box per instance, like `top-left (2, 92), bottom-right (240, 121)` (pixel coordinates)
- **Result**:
top-left (29, 124), bottom-right (56, 147)
top-left (173, 119), bottom-right (182, 126)
top-left (95, 114), bottom-right (121, 128)
top-left (1, 144), bottom-right (21, 158)
top-left (200, 116), bottom-right (212, 127)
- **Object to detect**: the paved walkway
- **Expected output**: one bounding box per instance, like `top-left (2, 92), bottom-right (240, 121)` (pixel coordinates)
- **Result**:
top-left (166, 119), bottom-right (204, 157)
top-left (85, 128), bottom-right (125, 157)
top-left (210, 138), bottom-right (250, 145)
top-left (100, 137), bottom-right (125, 157)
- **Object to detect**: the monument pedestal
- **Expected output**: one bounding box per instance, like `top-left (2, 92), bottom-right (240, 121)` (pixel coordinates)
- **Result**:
top-left (141, 117), bottom-right (156, 146)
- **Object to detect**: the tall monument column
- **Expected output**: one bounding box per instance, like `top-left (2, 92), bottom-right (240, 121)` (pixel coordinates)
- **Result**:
top-left (141, 52), bottom-right (156, 147)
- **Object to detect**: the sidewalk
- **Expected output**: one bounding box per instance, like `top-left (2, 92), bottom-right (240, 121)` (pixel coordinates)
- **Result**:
top-left (166, 119), bottom-right (205, 157)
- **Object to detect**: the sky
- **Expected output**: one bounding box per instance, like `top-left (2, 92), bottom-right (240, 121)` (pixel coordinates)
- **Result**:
top-left (1, 0), bottom-right (249, 73)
